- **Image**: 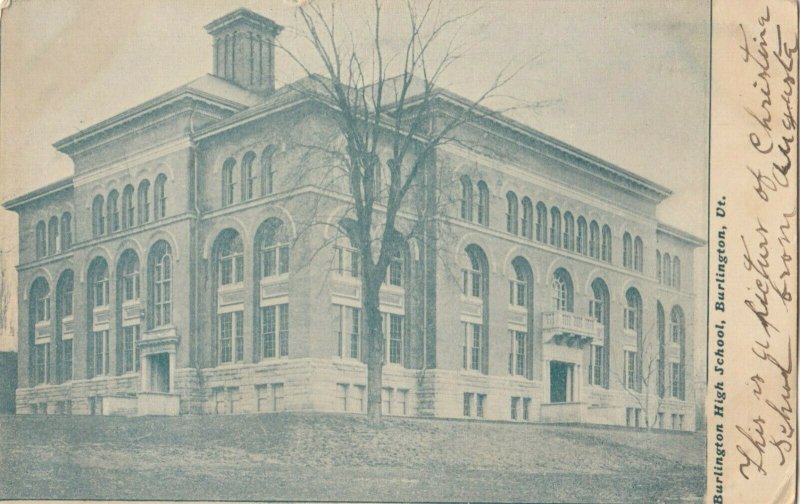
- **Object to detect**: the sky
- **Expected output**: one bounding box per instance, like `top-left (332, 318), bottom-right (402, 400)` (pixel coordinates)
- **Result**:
top-left (0, 0), bottom-right (710, 363)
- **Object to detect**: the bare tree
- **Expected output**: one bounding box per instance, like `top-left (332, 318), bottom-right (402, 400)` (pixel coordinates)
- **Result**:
top-left (276, 0), bottom-right (532, 424)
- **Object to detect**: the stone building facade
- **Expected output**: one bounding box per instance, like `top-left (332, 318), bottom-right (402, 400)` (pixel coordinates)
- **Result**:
top-left (5, 8), bottom-right (702, 429)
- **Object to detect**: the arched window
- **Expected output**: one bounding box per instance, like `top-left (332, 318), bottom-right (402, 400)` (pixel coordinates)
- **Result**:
top-left (148, 241), bottom-right (172, 328)
top-left (257, 219), bottom-right (290, 278)
top-left (634, 236), bottom-right (644, 272)
top-left (586, 221), bottom-right (598, 258)
top-left (577, 217), bottom-right (588, 255)
top-left (535, 202), bottom-right (547, 242)
top-left (241, 152), bottom-right (257, 201)
top-left (520, 197), bottom-right (533, 239)
top-left (118, 250), bottom-right (141, 303)
top-left (261, 145), bottom-right (276, 196)
top-left (463, 244), bottom-right (489, 374)
top-left (509, 257), bottom-right (533, 378)
top-left (476, 181), bottom-right (490, 226)
top-left (138, 180), bottom-right (151, 225)
top-left (670, 305), bottom-right (686, 400)
top-left (563, 212), bottom-right (575, 251)
top-left (657, 302), bottom-right (666, 398)
top-left (505, 191), bottom-right (518, 234)
top-left (154, 174), bottom-right (167, 220)
top-left (601, 225), bottom-right (612, 263)
top-left (88, 257), bottom-right (109, 308)
top-left (35, 221), bottom-right (46, 258)
top-left (656, 250), bottom-right (662, 283)
top-left (672, 256), bottom-right (681, 289)
top-left (622, 232), bottom-right (633, 268)
top-left (29, 278), bottom-right (51, 385)
top-left (60, 213), bottom-right (72, 251)
top-left (47, 216), bottom-right (59, 255)
top-left (222, 158), bottom-right (236, 206)
top-left (590, 278), bottom-right (610, 388)
top-left (92, 195), bottom-right (105, 237)
top-left (551, 268), bottom-right (573, 312)
top-left (216, 229), bottom-right (244, 286)
top-left (56, 271), bottom-right (74, 383)
top-left (459, 175), bottom-right (473, 221)
top-left (624, 288), bottom-right (643, 391)
top-left (87, 257), bottom-right (109, 378)
top-left (662, 253), bottom-right (672, 286)
top-left (122, 185), bottom-right (135, 229)
top-left (550, 207), bottom-right (561, 247)
top-left (107, 190), bottom-right (120, 234)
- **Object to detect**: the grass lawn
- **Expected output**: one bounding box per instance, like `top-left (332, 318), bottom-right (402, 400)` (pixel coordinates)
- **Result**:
top-left (0, 412), bottom-right (705, 502)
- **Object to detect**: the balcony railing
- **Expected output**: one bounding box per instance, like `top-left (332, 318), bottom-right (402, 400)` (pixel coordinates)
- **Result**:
top-left (541, 310), bottom-right (601, 347)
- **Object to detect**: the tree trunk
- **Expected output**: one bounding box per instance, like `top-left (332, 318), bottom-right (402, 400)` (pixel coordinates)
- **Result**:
top-left (364, 281), bottom-right (384, 425)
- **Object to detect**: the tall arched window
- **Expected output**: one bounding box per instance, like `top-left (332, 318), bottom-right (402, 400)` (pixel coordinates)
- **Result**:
top-left (154, 174), bottom-right (167, 220)
top-left (550, 207), bottom-right (561, 247)
top-left (216, 230), bottom-right (244, 286)
top-left (122, 185), bottom-right (135, 229)
top-left (87, 257), bottom-right (110, 378)
top-left (35, 221), bottom-right (46, 258)
top-left (92, 195), bottom-right (105, 237)
top-left (601, 225), bottom-right (612, 263)
top-left (107, 190), bottom-right (120, 234)
top-left (577, 217), bottom-right (588, 255)
top-left (509, 257), bottom-right (533, 378)
top-left (47, 216), bottom-right (59, 255)
top-left (656, 302), bottom-right (666, 398)
top-left (624, 288), bottom-right (643, 391)
top-left (670, 306), bottom-right (686, 400)
top-left (213, 230), bottom-right (245, 364)
top-left (505, 191), bottom-right (518, 234)
top-left (589, 221), bottom-right (599, 258)
top-left (56, 270), bottom-right (74, 383)
top-left (563, 212), bottom-right (575, 251)
top-left (622, 232), bottom-right (633, 268)
top-left (241, 152), bottom-right (257, 201)
top-left (222, 158), bottom-right (236, 207)
top-left (520, 197), bottom-right (533, 238)
top-left (149, 241), bottom-right (172, 328)
top-left (662, 253), bottom-right (672, 286)
top-left (536, 202), bottom-right (547, 242)
top-left (257, 218), bottom-right (290, 278)
top-left (656, 251), bottom-right (662, 283)
top-left (476, 181), bottom-right (489, 226)
top-left (590, 278), bottom-right (610, 388)
top-left (551, 268), bottom-right (573, 312)
top-left (672, 257), bottom-right (681, 289)
top-left (117, 251), bottom-right (141, 375)
top-left (29, 278), bottom-right (51, 385)
top-left (634, 236), bottom-right (644, 272)
top-left (459, 175), bottom-right (473, 221)
top-left (138, 180), bottom-right (151, 225)
top-left (60, 213), bottom-right (72, 251)
top-left (463, 245), bottom-right (489, 374)
top-left (261, 145), bottom-right (276, 196)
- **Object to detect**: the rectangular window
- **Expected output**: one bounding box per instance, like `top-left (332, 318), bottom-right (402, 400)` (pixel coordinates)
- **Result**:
top-left (261, 304), bottom-right (289, 359)
top-left (227, 387), bottom-right (241, 414)
top-left (122, 325), bottom-right (141, 374)
top-left (33, 343), bottom-right (49, 385)
top-left (235, 311), bottom-right (244, 362)
top-left (396, 389), bottom-right (408, 416)
top-left (337, 383), bottom-right (349, 412)
top-left (123, 270), bottom-right (139, 301)
top-left (657, 412), bottom-right (664, 429)
top-left (355, 385), bottom-right (366, 413)
top-left (262, 245), bottom-right (290, 277)
top-left (463, 323), bottom-right (482, 370)
top-left (671, 362), bottom-right (681, 398)
top-left (63, 288), bottom-right (73, 317)
top-left (626, 407), bottom-right (633, 427)
top-left (511, 396), bottom-right (519, 420)
top-left (62, 339), bottom-right (73, 381)
top-left (522, 398), bottom-right (531, 421)
top-left (634, 408), bottom-right (641, 427)
top-left (388, 314), bottom-right (402, 364)
top-left (515, 331), bottom-right (525, 376)
top-left (88, 331), bottom-right (108, 377)
top-left (214, 387), bottom-right (226, 414)
top-left (624, 350), bottom-right (638, 390)
top-left (219, 313), bottom-right (233, 364)
top-left (382, 387), bottom-right (393, 415)
top-left (273, 383), bottom-right (285, 411)
top-left (589, 345), bottom-right (605, 386)
top-left (388, 257), bottom-right (403, 287)
top-left (279, 304), bottom-right (289, 357)
top-left (463, 392), bottom-right (473, 417)
top-left (335, 246), bottom-right (359, 278)
top-left (476, 393), bottom-right (486, 418)
top-left (256, 384), bottom-right (272, 412)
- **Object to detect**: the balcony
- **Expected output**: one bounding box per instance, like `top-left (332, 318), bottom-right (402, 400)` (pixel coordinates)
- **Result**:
top-left (541, 311), bottom-right (600, 348)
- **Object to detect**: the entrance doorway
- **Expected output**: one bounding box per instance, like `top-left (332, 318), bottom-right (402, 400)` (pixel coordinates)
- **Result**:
top-left (147, 353), bottom-right (170, 393)
top-left (550, 361), bottom-right (574, 403)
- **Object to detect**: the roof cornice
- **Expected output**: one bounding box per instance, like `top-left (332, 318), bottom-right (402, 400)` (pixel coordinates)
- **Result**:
top-left (657, 222), bottom-right (705, 246)
top-left (3, 176), bottom-right (74, 212)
